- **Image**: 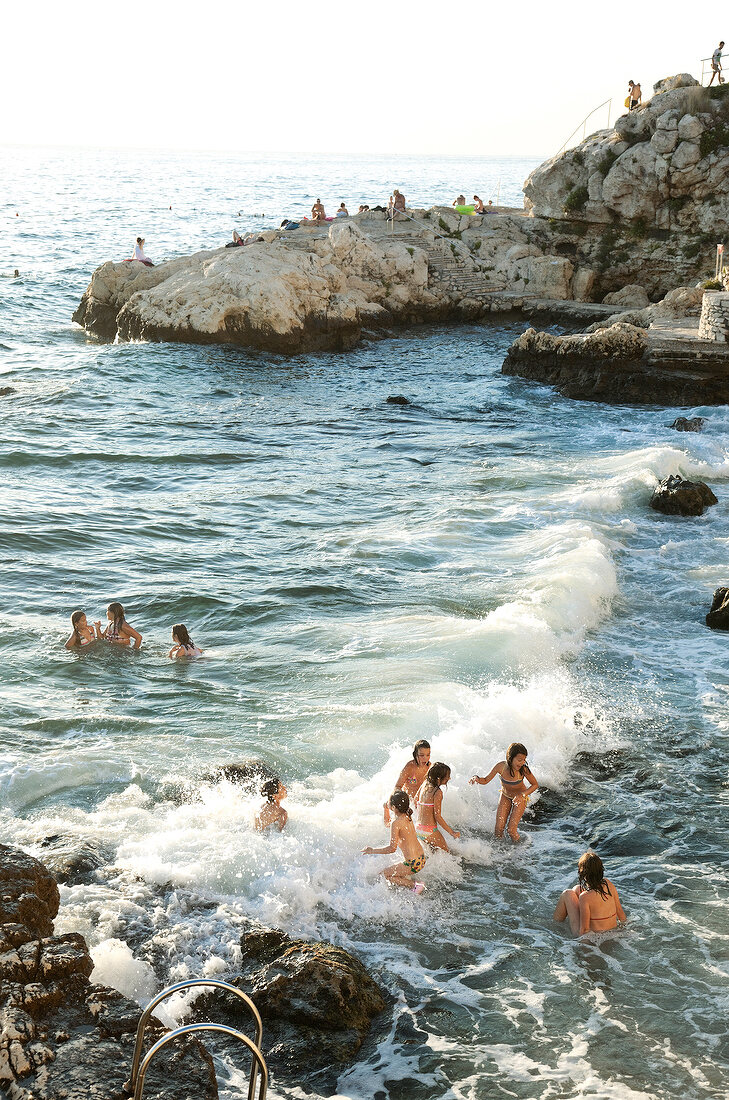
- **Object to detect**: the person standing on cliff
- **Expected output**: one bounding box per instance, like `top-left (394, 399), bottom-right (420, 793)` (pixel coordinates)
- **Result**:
top-left (627, 81), bottom-right (642, 110)
top-left (709, 42), bottom-right (725, 86)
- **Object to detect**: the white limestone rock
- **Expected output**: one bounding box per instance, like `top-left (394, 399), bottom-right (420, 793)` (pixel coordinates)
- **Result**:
top-left (603, 284), bottom-right (651, 308)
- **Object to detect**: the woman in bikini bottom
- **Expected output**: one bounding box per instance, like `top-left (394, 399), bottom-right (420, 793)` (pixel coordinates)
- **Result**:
top-left (553, 850), bottom-right (626, 937)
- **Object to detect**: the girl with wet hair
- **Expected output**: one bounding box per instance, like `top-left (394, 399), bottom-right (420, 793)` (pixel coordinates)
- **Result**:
top-left (415, 763), bottom-right (460, 853)
top-left (169, 624), bottom-right (203, 658)
top-left (254, 777), bottom-right (288, 833)
top-left (470, 741), bottom-right (539, 842)
top-left (97, 602), bottom-right (142, 648)
top-left (363, 790), bottom-right (426, 893)
top-left (554, 851), bottom-right (626, 936)
top-left (64, 610), bottom-right (98, 650)
top-left (383, 738), bottom-right (431, 825)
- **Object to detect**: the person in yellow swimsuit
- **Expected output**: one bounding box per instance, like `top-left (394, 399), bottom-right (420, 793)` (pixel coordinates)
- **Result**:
top-left (363, 790), bottom-right (427, 893)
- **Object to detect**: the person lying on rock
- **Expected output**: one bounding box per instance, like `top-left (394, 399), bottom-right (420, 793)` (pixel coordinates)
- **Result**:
top-left (554, 850), bottom-right (626, 937)
top-left (255, 777), bottom-right (288, 832)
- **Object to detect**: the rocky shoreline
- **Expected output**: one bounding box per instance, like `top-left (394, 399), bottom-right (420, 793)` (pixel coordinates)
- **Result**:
top-left (0, 840), bottom-right (386, 1098)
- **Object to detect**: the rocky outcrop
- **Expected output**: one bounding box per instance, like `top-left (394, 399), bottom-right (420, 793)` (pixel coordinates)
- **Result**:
top-left (73, 222), bottom-right (434, 354)
top-left (669, 416), bottom-right (706, 431)
top-left (195, 929), bottom-right (386, 1087)
top-left (0, 844), bottom-right (217, 1100)
top-left (650, 474), bottom-right (718, 515)
top-left (706, 587), bottom-right (729, 629)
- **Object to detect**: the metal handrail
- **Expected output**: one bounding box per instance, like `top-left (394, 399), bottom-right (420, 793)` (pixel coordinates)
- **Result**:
top-left (701, 54), bottom-right (725, 85)
top-left (133, 1023), bottom-right (268, 1100)
top-left (125, 979), bottom-right (263, 1100)
top-left (557, 98), bottom-right (613, 156)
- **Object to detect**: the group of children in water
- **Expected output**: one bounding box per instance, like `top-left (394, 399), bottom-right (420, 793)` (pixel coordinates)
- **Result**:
top-left (254, 737), bottom-right (626, 935)
top-left (65, 604), bottom-right (202, 658)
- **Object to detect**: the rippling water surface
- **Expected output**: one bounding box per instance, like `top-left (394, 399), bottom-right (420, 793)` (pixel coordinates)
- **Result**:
top-left (1, 146), bottom-right (729, 1100)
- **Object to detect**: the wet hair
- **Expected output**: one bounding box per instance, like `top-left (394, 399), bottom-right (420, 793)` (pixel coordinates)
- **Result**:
top-left (388, 790), bottom-right (412, 818)
top-left (506, 742), bottom-right (529, 777)
top-left (136, 236), bottom-right (143, 245)
top-left (261, 777), bottom-right (281, 803)
top-left (578, 850), bottom-right (611, 900)
top-left (412, 739), bottom-right (430, 762)
top-left (425, 762), bottom-right (451, 787)
top-left (107, 602), bottom-right (125, 632)
top-left (172, 624), bottom-right (192, 647)
top-left (70, 610), bottom-right (85, 642)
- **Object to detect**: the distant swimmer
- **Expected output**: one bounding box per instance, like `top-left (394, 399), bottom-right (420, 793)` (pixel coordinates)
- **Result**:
top-left (311, 199), bottom-right (326, 223)
top-left (470, 741), bottom-right (539, 842)
top-left (363, 790), bottom-right (426, 893)
top-left (554, 850), bottom-right (626, 936)
top-left (415, 763), bottom-right (460, 853)
top-left (65, 610), bottom-right (99, 650)
top-left (97, 602), bottom-right (142, 649)
top-left (254, 777), bottom-right (288, 832)
top-left (383, 739), bottom-right (431, 825)
top-left (168, 624), bottom-right (203, 658)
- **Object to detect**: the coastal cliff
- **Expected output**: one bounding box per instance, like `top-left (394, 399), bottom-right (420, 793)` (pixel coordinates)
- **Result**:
top-left (73, 74), bottom-right (729, 358)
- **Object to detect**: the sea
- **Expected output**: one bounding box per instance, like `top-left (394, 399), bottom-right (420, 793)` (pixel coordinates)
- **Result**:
top-left (1, 146), bottom-right (728, 1100)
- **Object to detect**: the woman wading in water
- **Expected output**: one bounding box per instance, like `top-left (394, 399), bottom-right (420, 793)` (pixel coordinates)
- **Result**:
top-left (470, 741), bottom-right (538, 842)
top-left (554, 850), bottom-right (626, 936)
top-left (65, 610), bottom-right (99, 649)
top-left (384, 739), bottom-right (431, 824)
top-left (415, 763), bottom-right (460, 852)
top-left (97, 602), bottom-right (142, 649)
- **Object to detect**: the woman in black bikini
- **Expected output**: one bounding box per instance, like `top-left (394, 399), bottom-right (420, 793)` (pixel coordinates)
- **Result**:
top-left (554, 851), bottom-right (626, 936)
top-left (469, 741), bottom-right (539, 842)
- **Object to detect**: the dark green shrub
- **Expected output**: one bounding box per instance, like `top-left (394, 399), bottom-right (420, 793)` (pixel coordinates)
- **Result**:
top-left (572, 150), bottom-right (585, 166)
top-left (627, 217), bottom-right (649, 240)
top-left (701, 278), bottom-right (723, 289)
top-left (683, 239), bottom-right (702, 259)
top-left (597, 150), bottom-right (619, 175)
top-left (564, 186), bottom-right (589, 212)
top-left (700, 123), bottom-right (729, 158)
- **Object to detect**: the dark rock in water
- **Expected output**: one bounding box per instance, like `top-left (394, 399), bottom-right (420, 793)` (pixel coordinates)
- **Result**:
top-left (669, 416), bottom-right (706, 432)
top-left (650, 474), bottom-right (718, 516)
top-left (706, 587), bottom-right (729, 630)
top-left (0, 842), bottom-right (60, 940)
top-left (387, 394), bottom-right (411, 405)
top-left (0, 844), bottom-right (218, 1099)
top-left (0, 386), bottom-right (15, 396)
top-left (39, 836), bottom-right (111, 885)
top-left (201, 760), bottom-right (276, 791)
top-left (195, 928), bottom-right (386, 1086)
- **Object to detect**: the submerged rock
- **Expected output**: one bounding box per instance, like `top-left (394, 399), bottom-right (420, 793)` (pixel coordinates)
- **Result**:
top-left (194, 928), bottom-right (386, 1086)
top-left (386, 394), bottom-right (411, 405)
top-left (706, 586), bottom-right (729, 629)
top-left (650, 474), bottom-right (718, 515)
top-left (669, 416), bottom-right (706, 432)
top-left (0, 844), bottom-right (217, 1100)
top-left (38, 836), bottom-right (111, 885)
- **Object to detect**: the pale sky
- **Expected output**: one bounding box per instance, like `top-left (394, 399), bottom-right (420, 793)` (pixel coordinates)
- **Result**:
top-left (3, 1), bottom-right (726, 155)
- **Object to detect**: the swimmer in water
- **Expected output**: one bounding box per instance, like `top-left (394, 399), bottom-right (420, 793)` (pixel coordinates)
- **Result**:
top-left (383, 739), bottom-right (431, 824)
top-left (254, 777), bottom-right (288, 833)
top-left (470, 741), bottom-right (538, 842)
top-left (65, 610), bottom-right (99, 650)
top-left (168, 624), bottom-right (203, 658)
top-left (97, 602), bottom-right (142, 649)
top-left (363, 790), bottom-right (426, 893)
top-left (415, 763), bottom-right (460, 853)
top-left (554, 850), bottom-right (626, 936)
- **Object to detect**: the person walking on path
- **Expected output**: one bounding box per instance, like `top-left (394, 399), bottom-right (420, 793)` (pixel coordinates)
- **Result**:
top-left (709, 42), bottom-right (725, 86)
top-left (627, 81), bottom-right (642, 111)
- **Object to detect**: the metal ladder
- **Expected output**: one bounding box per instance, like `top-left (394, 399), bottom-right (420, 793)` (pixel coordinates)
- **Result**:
top-left (122, 978), bottom-right (267, 1100)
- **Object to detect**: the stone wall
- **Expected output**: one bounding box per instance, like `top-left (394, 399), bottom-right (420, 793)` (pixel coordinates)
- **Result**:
top-left (698, 291), bottom-right (729, 341)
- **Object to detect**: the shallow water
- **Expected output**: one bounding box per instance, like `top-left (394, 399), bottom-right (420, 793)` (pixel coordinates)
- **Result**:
top-left (2, 146), bottom-right (729, 1100)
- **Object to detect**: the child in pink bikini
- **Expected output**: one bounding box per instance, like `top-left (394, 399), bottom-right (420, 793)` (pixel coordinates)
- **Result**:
top-left (414, 763), bottom-right (460, 853)
top-left (363, 791), bottom-right (427, 893)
